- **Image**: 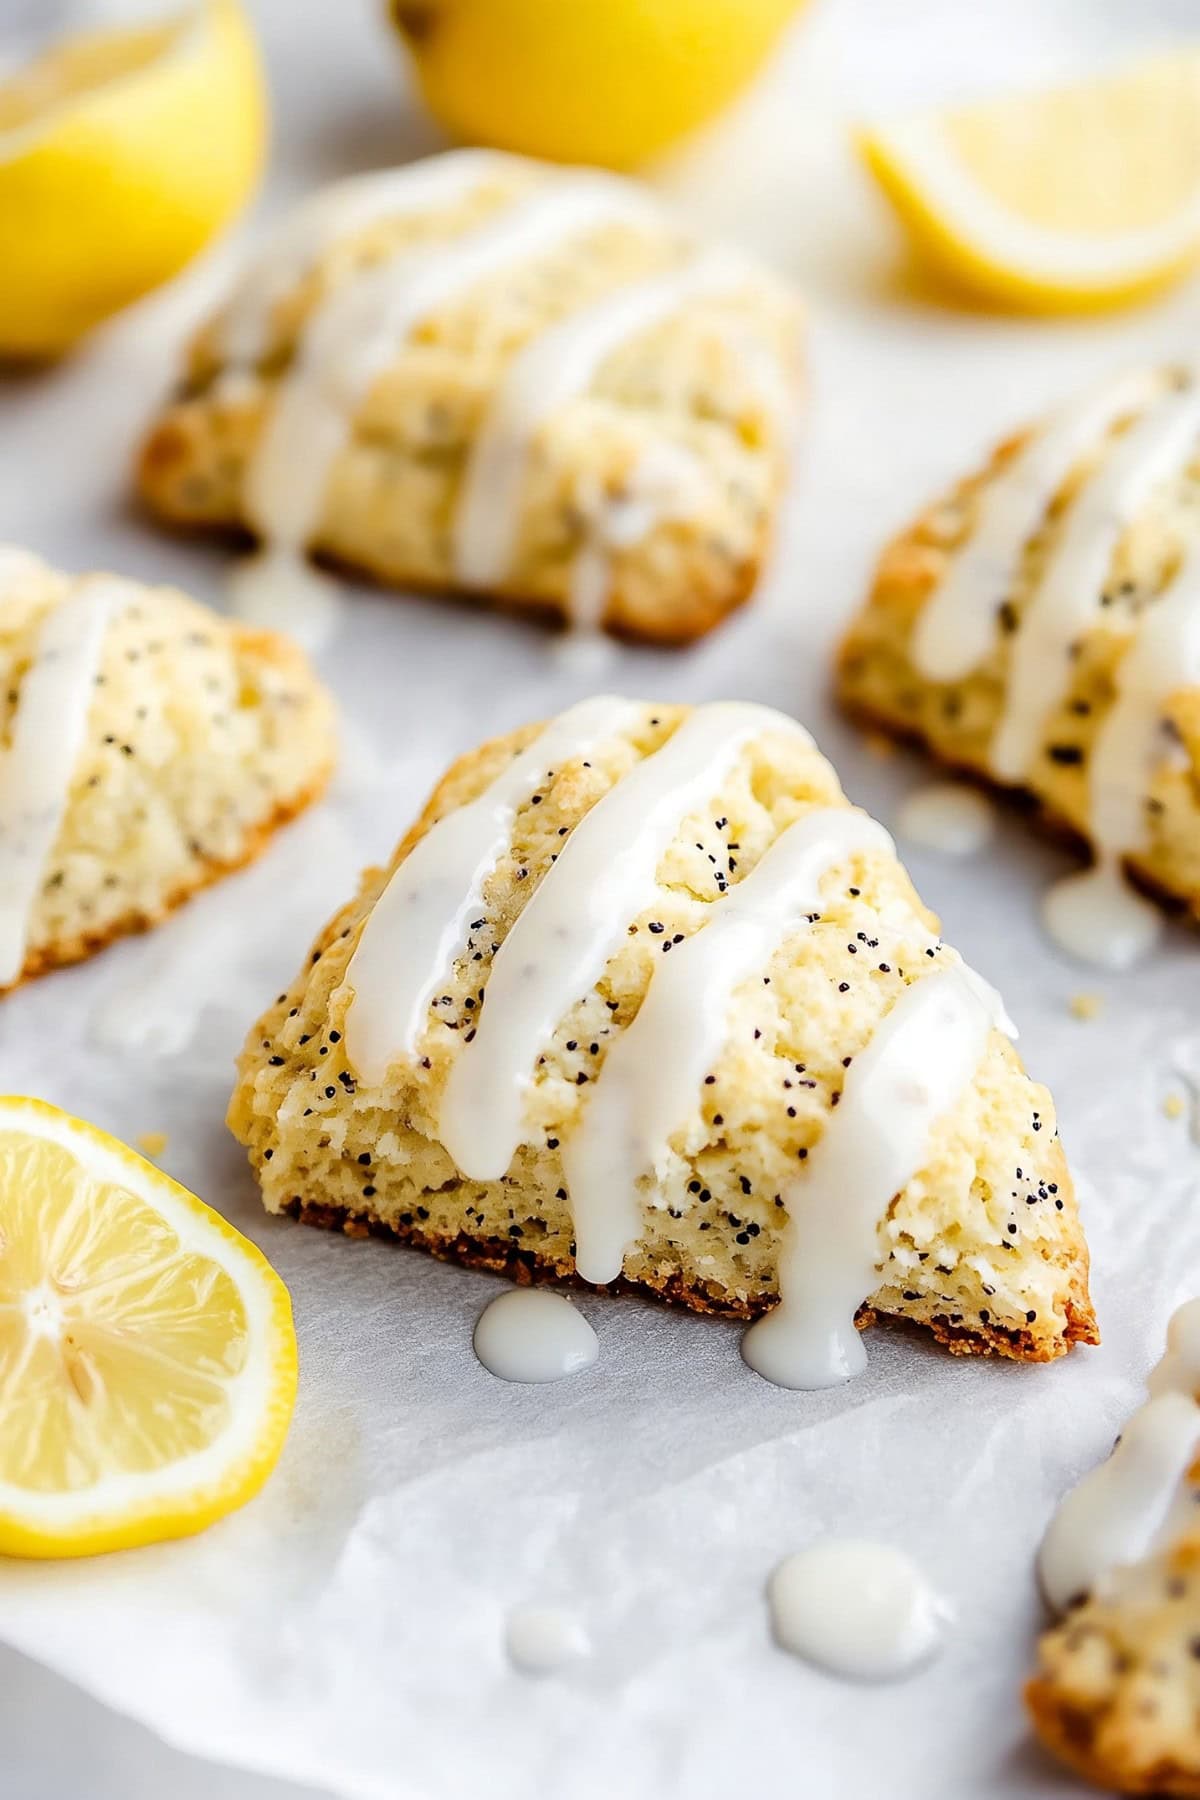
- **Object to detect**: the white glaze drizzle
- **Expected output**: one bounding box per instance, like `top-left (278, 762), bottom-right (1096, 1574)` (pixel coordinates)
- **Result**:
top-left (991, 383), bottom-right (1200, 782)
top-left (472, 1289), bottom-right (598, 1383)
top-left (504, 1605), bottom-right (590, 1676)
top-left (344, 695), bottom-right (639, 1086)
top-left (1041, 861), bottom-right (1162, 973)
top-left (741, 965), bottom-right (1003, 1391)
top-left (895, 783), bottom-right (995, 858)
top-left (0, 579), bottom-right (128, 987)
top-left (560, 807), bottom-right (893, 1284)
top-left (1039, 1299), bottom-right (1200, 1613)
top-left (240, 175), bottom-right (659, 581)
top-left (912, 368), bottom-right (1163, 683)
top-left (216, 150), bottom-right (513, 366)
top-left (438, 703), bottom-right (810, 1181)
top-left (768, 1540), bottom-right (950, 1681)
top-left (453, 249), bottom-right (750, 593)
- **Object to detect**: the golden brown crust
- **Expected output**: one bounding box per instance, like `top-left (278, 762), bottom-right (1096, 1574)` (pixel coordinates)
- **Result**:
top-left (130, 481), bottom-right (765, 649)
top-left (282, 1191), bottom-right (1095, 1360)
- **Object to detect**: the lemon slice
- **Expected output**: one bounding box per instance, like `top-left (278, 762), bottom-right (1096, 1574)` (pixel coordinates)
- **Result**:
top-left (0, 0), bottom-right (266, 357)
top-left (0, 1097), bottom-right (296, 1558)
top-left (859, 50), bottom-right (1200, 312)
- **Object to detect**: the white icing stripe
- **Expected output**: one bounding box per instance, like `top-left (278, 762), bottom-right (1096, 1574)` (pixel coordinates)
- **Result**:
top-left (560, 807), bottom-right (893, 1284)
top-left (912, 369), bottom-right (1162, 683)
top-left (243, 176), bottom-right (660, 561)
top-left (1039, 1299), bottom-right (1200, 1613)
top-left (438, 702), bottom-right (811, 1181)
top-left (0, 580), bottom-right (128, 987)
top-left (453, 250), bottom-right (751, 589)
top-left (562, 441), bottom-right (718, 634)
top-left (741, 966), bottom-right (1000, 1390)
top-left (217, 150), bottom-right (515, 366)
top-left (1089, 548), bottom-right (1200, 859)
top-left (343, 695), bottom-right (640, 1084)
top-left (991, 384), bottom-right (1200, 782)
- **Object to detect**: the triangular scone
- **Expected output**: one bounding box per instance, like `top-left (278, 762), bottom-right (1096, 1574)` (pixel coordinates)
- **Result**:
top-left (137, 150), bottom-right (802, 646)
top-left (837, 366), bottom-right (1200, 922)
top-left (229, 699), bottom-right (1096, 1369)
top-left (1027, 1302), bottom-right (1200, 1795)
top-left (0, 546), bottom-right (335, 993)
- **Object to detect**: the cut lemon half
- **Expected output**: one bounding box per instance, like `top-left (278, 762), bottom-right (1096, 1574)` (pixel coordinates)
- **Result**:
top-left (0, 1097), bottom-right (296, 1558)
top-left (859, 50), bottom-right (1200, 313)
top-left (0, 0), bottom-right (266, 357)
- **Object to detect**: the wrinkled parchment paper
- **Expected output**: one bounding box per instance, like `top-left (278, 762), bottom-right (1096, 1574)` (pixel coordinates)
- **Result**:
top-left (2, 2), bottom-right (1199, 1795)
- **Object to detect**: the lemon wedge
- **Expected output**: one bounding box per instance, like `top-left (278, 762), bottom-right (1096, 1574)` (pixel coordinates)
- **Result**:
top-left (0, 0), bottom-right (266, 357)
top-left (0, 1097), bottom-right (296, 1558)
top-left (859, 50), bottom-right (1200, 312)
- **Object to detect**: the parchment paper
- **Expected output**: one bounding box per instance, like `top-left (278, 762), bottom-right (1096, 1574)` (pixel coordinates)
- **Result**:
top-left (2, 2), bottom-right (1199, 1795)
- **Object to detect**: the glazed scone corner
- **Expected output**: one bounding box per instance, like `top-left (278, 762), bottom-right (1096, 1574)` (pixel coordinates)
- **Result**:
top-left (836, 365), bottom-right (1200, 922)
top-left (1027, 1302), bottom-right (1200, 1797)
top-left (137, 151), bottom-right (803, 645)
top-left (1028, 1529), bottom-right (1200, 1798)
top-left (0, 546), bottom-right (336, 992)
top-left (229, 701), bottom-right (1096, 1364)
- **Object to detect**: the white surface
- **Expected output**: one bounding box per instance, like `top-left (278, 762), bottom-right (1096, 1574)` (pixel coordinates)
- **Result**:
top-left (3, 0), bottom-right (1200, 1797)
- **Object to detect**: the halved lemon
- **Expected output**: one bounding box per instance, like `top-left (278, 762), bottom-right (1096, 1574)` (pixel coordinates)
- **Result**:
top-left (0, 0), bottom-right (266, 357)
top-left (0, 1097), bottom-right (296, 1558)
top-left (859, 50), bottom-right (1200, 313)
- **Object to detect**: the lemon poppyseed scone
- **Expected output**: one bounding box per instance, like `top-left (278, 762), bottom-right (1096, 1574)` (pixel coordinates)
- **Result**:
top-left (229, 698), bottom-right (1095, 1376)
top-left (137, 149), bottom-right (803, 646)
top-left (837, 365), bottom-right (1200, 925)
top-left (1028, 1301), bottom-right (1200, 1795)
top-left (0, 545), bottom-right (335, 993)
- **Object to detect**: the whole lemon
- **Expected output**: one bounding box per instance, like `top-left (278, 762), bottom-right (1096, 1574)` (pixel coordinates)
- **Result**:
top-left (388, 0), bottom-right (804, 170)
top-left (0, 0), bottom-right (266, 359)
